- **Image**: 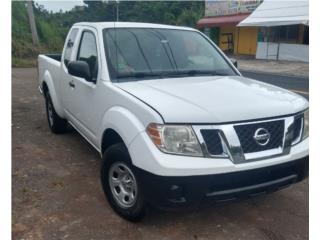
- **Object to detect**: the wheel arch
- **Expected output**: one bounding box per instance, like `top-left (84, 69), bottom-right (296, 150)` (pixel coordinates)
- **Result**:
top-left (42, 70), bottom-right (65, 118)
top-left (101, 128), bottom-right (125, 155)
top-left (99, 106), bottom-right (146, 156)
top-left (42, 81), bottom-right (49, 95)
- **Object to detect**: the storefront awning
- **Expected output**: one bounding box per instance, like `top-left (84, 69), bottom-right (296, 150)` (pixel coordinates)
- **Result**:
top-left (197, 13), bottom-right (250, 28)
top-left (238, 0), bottom-right (309, 27)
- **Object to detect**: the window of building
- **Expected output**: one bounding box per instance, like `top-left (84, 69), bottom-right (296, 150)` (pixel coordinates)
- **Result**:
top-left (269, 25), bottom-right (300, 43)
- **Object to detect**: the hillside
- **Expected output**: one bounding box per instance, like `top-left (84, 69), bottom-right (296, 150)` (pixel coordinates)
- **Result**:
top-left (12, 1), bottom-right (204, 67)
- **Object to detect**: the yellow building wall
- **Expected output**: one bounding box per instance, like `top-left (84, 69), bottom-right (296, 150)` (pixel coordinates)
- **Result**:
top-left (218, 26), bottom-right (258, 56)
top-left (237, 27), bottom-right (258, 55)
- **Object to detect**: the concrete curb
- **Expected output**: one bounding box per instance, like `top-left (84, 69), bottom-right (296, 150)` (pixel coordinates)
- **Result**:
top-left (239, 69), bottom-right (309, 79)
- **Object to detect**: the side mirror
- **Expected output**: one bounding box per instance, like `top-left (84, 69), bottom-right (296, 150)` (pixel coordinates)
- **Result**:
top-left (67, 61), bottom-right (92, 82)
top-left (229, 58), bottom-right (238, 68)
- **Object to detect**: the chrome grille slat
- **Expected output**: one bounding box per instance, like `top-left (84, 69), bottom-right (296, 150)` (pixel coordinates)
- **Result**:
top-left (234, 120), bottom-right (285, 154)
top-left (193, 114), bottom-right (304, 163)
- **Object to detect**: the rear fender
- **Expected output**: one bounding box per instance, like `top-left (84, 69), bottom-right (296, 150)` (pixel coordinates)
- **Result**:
top-left (42, 70), bottom-right (65, 118)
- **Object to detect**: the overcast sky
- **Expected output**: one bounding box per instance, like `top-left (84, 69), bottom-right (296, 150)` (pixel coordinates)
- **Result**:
top-left (34, 0), bottom-right (85, 13)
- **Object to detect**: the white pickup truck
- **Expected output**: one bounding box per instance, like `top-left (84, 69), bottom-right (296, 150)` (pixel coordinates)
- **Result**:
top-left (38, 22), bottom-right (309, 221)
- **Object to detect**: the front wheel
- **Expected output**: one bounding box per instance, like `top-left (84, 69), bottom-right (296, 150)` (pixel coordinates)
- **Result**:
top-left (101, 143), bottom-right (146, 222)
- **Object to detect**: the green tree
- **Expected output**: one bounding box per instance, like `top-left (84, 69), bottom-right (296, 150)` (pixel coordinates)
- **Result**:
top-left (12, 1), bottom-right (205, 66)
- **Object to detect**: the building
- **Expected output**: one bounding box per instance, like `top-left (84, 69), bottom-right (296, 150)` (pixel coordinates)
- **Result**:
top-left (197, 0), bottom-right (262, 56)
top-left (197, 0), bottom-right (309, 62)
top-left (238, 0), bottom-right (309, 62)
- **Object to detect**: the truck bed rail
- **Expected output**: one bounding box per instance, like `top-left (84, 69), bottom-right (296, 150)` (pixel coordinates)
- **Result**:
top-left (45, 54), bottom-right (62, 62)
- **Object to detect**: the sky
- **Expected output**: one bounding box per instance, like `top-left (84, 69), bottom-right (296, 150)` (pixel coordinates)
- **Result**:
top-left (34, 0), bottom-right (85, 13)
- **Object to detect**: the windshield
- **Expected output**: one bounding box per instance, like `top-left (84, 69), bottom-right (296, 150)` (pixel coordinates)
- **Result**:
top-left (103, 28), bottom-right (237, 81)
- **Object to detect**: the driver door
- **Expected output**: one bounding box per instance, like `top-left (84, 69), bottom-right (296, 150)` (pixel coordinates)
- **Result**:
top-left (60, 27), bottom-right (100, 144)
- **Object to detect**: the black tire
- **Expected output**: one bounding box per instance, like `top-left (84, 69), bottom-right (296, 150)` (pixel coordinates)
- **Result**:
top-left (45, 92), bottom-right (68, 134)
top-left (101, 143), bottom-right (146, 222)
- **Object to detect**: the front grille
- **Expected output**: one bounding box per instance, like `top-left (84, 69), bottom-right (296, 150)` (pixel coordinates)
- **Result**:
top-left (200, 129), bottom-right (223, 155)
top-left (234, 120), bottom-right (284, 153)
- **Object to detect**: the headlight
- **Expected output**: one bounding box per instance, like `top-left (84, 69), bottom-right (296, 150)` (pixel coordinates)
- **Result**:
top-left (302, 109), bottom-right (309, 140)
top-left (146, 123), bottom-right (203, 157)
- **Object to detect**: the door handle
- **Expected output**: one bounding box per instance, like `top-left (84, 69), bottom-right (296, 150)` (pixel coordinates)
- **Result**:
top-left (69, 80), bottom-right (75, 88)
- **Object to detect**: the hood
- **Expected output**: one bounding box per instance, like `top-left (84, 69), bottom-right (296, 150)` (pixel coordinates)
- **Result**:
top-left (115, 76), bottom-right (308, 123)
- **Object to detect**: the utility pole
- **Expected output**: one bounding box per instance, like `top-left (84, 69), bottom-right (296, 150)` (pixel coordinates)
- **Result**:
top-left (26, 0), bottom-right (39, 45)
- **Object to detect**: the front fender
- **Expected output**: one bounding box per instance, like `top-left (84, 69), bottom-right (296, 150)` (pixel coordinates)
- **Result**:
top-left (98, 106), bottom-right (146, 151)
top-left (42, 70), bottom-right (65, 118)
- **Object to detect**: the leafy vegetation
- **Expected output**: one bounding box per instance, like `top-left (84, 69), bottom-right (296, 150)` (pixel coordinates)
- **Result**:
top-left (12, 1), bottom-right (204, 67)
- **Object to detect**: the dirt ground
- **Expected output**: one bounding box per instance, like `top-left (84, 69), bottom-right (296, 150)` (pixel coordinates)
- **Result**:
top-left (12, 68), bottom-right (308, 240)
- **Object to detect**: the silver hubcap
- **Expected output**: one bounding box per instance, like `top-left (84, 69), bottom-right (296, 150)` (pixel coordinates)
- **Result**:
top-left (109, 162), bottom-right (137, 208)
top-left (47, 101), bottom-right (54, 126)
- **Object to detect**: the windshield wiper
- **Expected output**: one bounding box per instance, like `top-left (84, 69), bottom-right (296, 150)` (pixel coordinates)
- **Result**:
top-left (116, 70), bottom-right (228, 81)
top-left (117, 72), bottom-right (162, 79)
top-left (116, 70), bottom-right (185, 79)
top-left (182, 70), bottom-right (228, 76)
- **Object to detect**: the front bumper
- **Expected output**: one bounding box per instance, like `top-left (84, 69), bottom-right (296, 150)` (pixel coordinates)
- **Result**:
top-left (134, 156), bottom-right (308, 210)
top-left (129, 131), bottom-right (309, 176)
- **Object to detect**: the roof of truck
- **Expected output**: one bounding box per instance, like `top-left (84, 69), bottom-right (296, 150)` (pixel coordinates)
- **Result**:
top-left (73, 22), bottom-right (195, 31)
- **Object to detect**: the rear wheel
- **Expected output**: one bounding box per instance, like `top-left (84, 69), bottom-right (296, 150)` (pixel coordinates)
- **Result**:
top-left (45, 92), bottom-right (68, 134)
top-left (101, 143), bottom-right (146, 222)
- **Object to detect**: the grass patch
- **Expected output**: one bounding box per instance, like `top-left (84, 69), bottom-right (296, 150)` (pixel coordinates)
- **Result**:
top-left (12, 57), bottom-right (37, 68)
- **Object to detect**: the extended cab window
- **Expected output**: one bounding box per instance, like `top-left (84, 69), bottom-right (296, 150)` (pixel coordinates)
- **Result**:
top-left (77, 31), bottom-right (98, 81)
top-left (63, 28), bottom-right (78, 66)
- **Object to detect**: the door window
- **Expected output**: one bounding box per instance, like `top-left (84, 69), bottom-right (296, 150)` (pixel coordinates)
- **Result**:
top-left (63, 28), bottom-right (79, 66)
top-left (77, 31), bottom-right (98, 81)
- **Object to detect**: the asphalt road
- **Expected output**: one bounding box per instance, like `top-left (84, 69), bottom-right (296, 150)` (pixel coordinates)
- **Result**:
top-left (241, 70), bottom-right (309, 99)
top-left (12, 68), bottom-right (308, 240)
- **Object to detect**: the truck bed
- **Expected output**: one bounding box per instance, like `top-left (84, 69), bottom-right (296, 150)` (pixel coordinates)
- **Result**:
top-left (45, 54), bottom-right (62, 62)
top-left (38, 54), bottom-right (62, 93)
